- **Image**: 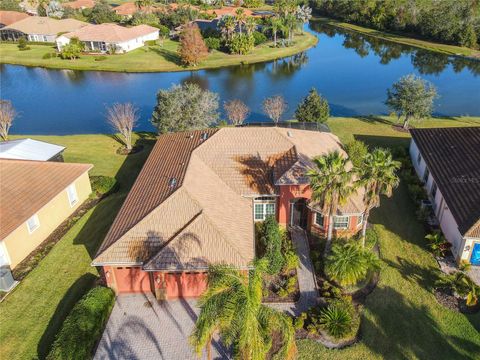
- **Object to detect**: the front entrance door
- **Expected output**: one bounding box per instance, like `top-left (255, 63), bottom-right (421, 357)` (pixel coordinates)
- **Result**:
top-left (470, 243), bottom-right (480, 266)
top-left (290, 198), bottom-right (307, 229)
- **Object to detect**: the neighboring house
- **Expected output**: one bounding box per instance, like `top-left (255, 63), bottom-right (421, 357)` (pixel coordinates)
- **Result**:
top-left (113, 2), bottom-right (146, 18)
top-left (92, 127), bottom-right (364, 298)
top-left (0, 159), bottom-right (92, 291)
top-left (63, 0), bottom-right (96, 10)
top-left (56, 23), bottom-right (159, 53)
top-left (0, 138), bottom-right (65, 161)
top-left (0, 10), bottom-right (29, 28)
top-left (410, 127), bottom-right (480, 265)
top-left (0, 16), bottom-right (87, 42)
top-left (205, 6), bottom-right (254, 18)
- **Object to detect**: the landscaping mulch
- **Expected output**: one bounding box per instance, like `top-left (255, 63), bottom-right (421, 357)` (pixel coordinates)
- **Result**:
top-left (116, 144), bottom-right (144, 155)
top-left (262, 269), bottom-right (300, 303)
top-left (434, 287), bottom-right (480, 314)
top-left (295, 328), bottom-right (358, 349)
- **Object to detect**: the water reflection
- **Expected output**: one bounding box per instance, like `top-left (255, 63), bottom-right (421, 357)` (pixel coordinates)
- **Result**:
top-left (310, 21), bottom-right (480, 77)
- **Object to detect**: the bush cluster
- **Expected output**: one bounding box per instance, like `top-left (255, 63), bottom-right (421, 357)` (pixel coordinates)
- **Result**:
top-left (47, 286), bottom-right (115, 360)
top-left (90, 175), bottom-right (118, 197)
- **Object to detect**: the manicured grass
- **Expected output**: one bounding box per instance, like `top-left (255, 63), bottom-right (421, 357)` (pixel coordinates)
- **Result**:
top-left (0, 134), bottom-right (154, 360)
top-left (315, 17), bottom-right (480, 58)
top-left (298, 116), bottom-right (480, 360)
top-left (0, 33), bottom-right (317, 72)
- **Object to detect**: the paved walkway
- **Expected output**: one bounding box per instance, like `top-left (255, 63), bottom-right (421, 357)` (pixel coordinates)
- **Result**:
top-left (94, 294), bottom-right (229, 360)
top-left (469, 267), bottom-right (480, 286)
top-left (269, 227), bottom-right (319, 316)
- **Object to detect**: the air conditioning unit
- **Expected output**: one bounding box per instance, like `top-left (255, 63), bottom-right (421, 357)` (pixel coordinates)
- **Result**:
top-left (0, 266), bottom-right (16, 292)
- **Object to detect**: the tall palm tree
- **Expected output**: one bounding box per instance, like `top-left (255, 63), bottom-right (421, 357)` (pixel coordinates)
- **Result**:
top-left (307, 151), bottom-right (357, 256)
top-left (267, 16), bottom-right (283, 47)
top-left (221, 15), bottom-right (236, 43)
top-left (191, 259), bottom-right (296, 360)
top-left (359, 148), bottom-right (400, 247)
top-left (245, 17), bottom-right (257, 36)
top-left (235, 8), bottom-right (246, 34)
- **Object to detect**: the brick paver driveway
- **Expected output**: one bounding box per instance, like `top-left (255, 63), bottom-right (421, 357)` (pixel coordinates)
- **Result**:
top-left (94, 294), bottom-right (229, 360)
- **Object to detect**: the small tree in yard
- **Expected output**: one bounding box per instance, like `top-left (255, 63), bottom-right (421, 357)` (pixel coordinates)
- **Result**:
top-left (151, 83), bottom-right (219, 134)
top-left (263, 95), bottom-right (287, 124)
top-left (60, 37), bottom-right (84, 60)
top-left (223, 99), bottom-right (249, 125)
top-left (0, 100), bottom-right (16, 141)
top-left (385, 74), bottom-right (437, 129)
top-left (106, 103), bottom-right (138, 151)
top-left (295, 88), bottom-right (329, 124)
top-left (178, 23), bottom-right (208, 66)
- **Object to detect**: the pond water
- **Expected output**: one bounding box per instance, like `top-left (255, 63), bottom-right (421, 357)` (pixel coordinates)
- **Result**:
top-left (2, 21), bottom-right (480, 135)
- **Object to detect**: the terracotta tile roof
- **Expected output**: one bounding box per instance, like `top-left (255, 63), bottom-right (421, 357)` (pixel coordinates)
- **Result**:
top-left (113, 2), bottom-right (149, 16)
top-left (93, 127), bottom-right (362, 270)
top-left (63, 0), bottom-right (95, 9)
top-left (62, 23), bottom-right (158, 42)
top-left (0, 159), bottom-right (92, 240)
top-left (205, 6), bottom-right (254, 18)
top-left (410, 127), bottom-right (480, 237)
top-left (0, 11), bottom-right (29, 26)
top-left (1, 16), bottom-right (87, 35)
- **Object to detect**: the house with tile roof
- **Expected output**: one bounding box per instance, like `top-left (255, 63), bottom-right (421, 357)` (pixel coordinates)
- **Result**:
top-left (410, 127), bottom-right (480, 266)
top-left (0, 16), bottom-right (87, 42)
top-left (0, 159), bottom-right (92, 291)
top-left (93, 127), bottom-right (365, 298)
top-left (56, 23), bottom-right (159, 53)
top-left (0, 11), bottom-right (29, 28)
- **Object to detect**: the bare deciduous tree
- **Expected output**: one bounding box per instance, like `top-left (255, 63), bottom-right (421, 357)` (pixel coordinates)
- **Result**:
top-left (223, 99), bottom-right (250, 126)
top-left (0, 100), bottom-right (16, 141)
top-left (106, 102), bottom-right (138, 151)
top-left (263, 95), bottom-right (287, 124)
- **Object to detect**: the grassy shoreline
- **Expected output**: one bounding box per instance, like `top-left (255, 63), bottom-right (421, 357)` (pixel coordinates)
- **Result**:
top-left (315, 16), bottom-right (480, 58)
top-left (0, 32), bottom-right (317, 73)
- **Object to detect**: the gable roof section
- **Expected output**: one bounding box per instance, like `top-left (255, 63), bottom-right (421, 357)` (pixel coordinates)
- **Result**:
top-left (63, 0), bottom-right (95, 9)
top-left (1, 17), bottom-right (87, 35)
top-left (410, 127), bottom-right (480, 237)
top-left (0, 138), bottom-right (65, 161)
top-left (94, 129), bottom-right (218, 260)
top-left (0, 159), bottom-right (92, 240)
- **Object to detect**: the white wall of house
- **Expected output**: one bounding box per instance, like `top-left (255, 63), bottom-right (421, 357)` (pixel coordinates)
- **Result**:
top-left (28, 33), bottom-right (56, 42)
top-left (56, 31), bottom-right (159, 53)
top-left (410, 139), bottom-right (479, 263)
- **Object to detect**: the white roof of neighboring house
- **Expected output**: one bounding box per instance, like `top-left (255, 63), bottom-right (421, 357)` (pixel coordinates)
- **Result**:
top-left (0, 138), bottom-right (65, 161)
top-left (61, 23), bottom-right (158, 43)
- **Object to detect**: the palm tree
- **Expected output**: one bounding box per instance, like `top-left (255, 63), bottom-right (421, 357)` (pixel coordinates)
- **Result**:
top-left (220, 15), bottom-right (236, 43)
top-left (191, 259), bottom-right (296, 360)
top-left (325, 242), bottom-right (381, 286)
top-left (358, 148), bottom-right (400, 247)
top-left (307, 151), bottom-right (357, 256)
top-left (267, 16), bottom-right (283, 47)
top-left (245, 17), bottom-right (257, 36)
top-left (235, 8), bottom-right (246, 34)
top-left (425, 232), bottom-right (451, 257)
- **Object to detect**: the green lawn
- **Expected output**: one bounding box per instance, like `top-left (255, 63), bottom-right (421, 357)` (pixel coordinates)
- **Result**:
top-left (298, 116), bottom-right (480, 360)
top-left (0, 134), bottom-right (155, 360)
top-left (315, 17), bottom-right (480, 58)
top-left (0, 32), bottom-right (317, 72)
top-left (0, 117), bottom-right (479, 360)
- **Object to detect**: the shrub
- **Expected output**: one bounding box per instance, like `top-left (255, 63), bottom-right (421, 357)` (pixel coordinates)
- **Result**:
top-left (252, 31), bottom-right (267, 46)
top-left (278, 288), bottom-right (289, 298)
top-left (259, 215), bottom-right (285, 275)
top-left (344, 140), bottom-right (368, 168)
top-left (94, 56), bottom-right (107, 61)
top-left (90, 175), bottom-right (118, 196)
top-left (319, 297), bottom-right (359, 339)
top-left (229, 33), bottom-right (254, 54)
top-left (144, 40), bottom-right (157, 46)
top-left (295, 88), bottom-right (330, 124)
top-left (47, 286), bottom-right (115, 360)
top-left (294, 312), bottom-right (307, 330)
top-left (283, 250), bottom-right (299, 272)
top-left (364, 228), bottom-right (379, 250)
top-left (17, 37), bottom-right (30, 51)
top-left (204, 37), bottom-right (221, 51)
top-left (286, 276), bottom-right (297, 294)
top-left (242, 0), bottom-right (264, 8)
top-left (325, 242), bottom-right (381, 287)
top-left (407, 183), bottom-right (428, 203)
top-left (42, 52), bottom-right (56, 59)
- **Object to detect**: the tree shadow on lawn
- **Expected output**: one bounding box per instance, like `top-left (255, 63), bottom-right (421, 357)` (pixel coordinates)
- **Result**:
top-left (361, 285), bottom-right (480, 359)
top-left (37, 273), bottom-right (97, 359)
top-left (149, 46), bottom-right (182, 66)
top-left (354, 134), bottom-right (410, 149)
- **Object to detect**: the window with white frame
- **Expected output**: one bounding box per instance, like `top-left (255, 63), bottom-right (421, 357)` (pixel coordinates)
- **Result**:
top-left (333, 216), bottom-right (349, 229)
top-left (314, 212), bottom-right (324, 228)
top-left (67, 184), bottom-right (78, 207)
top-left (27, 214), bottom-right (40, 233)
top-left (253, 197), bottom-right (276, 221)
top-left (357, 213), bottom-right (364, 227)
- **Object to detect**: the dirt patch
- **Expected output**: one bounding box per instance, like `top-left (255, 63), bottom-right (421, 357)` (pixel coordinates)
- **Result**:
top-left (434, 287), bottom-right (480, 314)
top-left (391, 124), bottom-right (413, 133)
top-left (116, 144), bottom-right (144, 155)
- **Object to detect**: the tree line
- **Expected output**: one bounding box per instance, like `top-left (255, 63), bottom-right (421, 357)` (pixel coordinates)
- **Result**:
top-left (311, 0), bottom-right (480, 49)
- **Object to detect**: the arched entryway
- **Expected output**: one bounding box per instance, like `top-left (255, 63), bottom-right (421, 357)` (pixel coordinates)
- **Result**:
top-left (290, 198), bottom-right (308, 229)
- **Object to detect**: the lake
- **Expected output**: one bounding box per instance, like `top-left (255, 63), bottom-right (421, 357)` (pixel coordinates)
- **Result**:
top-left (2, 21), bottom-right (480, 135)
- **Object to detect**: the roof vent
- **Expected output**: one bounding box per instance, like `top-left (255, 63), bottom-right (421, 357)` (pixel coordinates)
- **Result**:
top-left (188, 134), bottom-right (194, 139)
top-left (201, 132), bottom-right (209, 141)
top-left (168, 177), bottom-right (177, 188)
top-left (287, 131), bottom-right (293, 138)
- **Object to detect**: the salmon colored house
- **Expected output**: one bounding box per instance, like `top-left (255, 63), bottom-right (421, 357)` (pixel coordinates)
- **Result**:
top-left (92, 127), bottom-right (364, 299)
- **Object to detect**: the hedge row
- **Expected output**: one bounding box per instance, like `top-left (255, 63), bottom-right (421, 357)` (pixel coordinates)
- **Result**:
top-left (47, 286), bottom-right (115, 360)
